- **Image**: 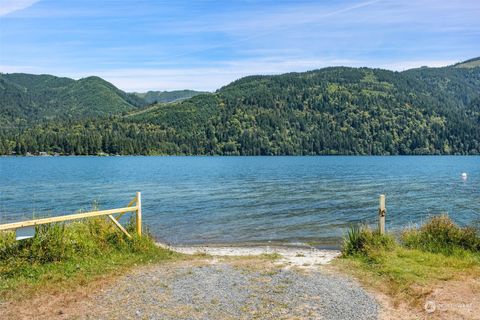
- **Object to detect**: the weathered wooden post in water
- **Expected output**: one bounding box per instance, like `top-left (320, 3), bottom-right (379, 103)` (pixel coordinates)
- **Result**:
top-left (136, 191), bottom-right (142, 236)
top-left (378, 194), bottom-right (386, 234)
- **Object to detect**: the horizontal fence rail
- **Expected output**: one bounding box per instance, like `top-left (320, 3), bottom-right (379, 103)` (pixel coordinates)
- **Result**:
top-left (0, 192), bottom-right (142, 239)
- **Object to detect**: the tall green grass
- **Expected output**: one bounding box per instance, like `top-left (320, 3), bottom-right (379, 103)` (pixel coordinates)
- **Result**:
top-left (342, 224), bottom-right (395, 256)
top-left (339, 215), bottom-right (480, 307)
top-left (401, 215), bottom-right (480, 254)
top-left (342, 215), bottom-right (480, 258)
top-left (0, 216), bottom-right (177, 300)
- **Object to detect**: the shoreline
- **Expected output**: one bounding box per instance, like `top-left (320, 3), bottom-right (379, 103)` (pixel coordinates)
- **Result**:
top-left (2, 154), bottom-right (479, 157)
top-left (157, 239), bottom-right (342, 250)
top-left (157, 242), bottom-right (342, 268)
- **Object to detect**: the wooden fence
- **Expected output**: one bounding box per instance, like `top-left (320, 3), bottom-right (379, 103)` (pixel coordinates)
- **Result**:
top-left (0, 192), bottom-right (142, 239)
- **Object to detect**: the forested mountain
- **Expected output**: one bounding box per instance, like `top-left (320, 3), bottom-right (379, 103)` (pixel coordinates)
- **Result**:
top-left (1, 58), bottom-right (479, 156)
top-left (0, 73), bottom-right (145, 125)
top-left (133, 90), bottom-right (206, 104)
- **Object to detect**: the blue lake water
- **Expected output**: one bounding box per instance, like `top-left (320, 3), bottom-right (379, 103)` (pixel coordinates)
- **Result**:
top-left (0, 156), bottom-right (479, 248)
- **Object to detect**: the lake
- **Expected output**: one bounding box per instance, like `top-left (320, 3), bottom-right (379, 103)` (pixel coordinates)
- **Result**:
top-left (0, 156), bottom-right (478, 248)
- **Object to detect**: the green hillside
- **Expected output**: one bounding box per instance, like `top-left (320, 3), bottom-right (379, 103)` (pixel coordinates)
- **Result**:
top-left (454, 57), bottom-right (480, 69)
top-left (133, 90), bottom-right (206, 104)
top-left (1, 58), bottom-right (479, 156)
top-left (0, 73), bottom-right (145, 124)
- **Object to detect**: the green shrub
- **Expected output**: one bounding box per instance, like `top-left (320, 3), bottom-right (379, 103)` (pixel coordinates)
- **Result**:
top-left (342, 224), bottom-right (395, 257)
top-left (401, 215), bottom-right (480, 254)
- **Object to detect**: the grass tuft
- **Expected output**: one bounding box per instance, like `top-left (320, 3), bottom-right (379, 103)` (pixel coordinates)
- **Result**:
top-left (401, 214), bottom-right (480, 254)
top-left (342, 224), bottom-right (395, 257)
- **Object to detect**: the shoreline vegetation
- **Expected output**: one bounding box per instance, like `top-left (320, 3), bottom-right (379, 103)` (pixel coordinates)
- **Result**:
top-left (1, 213), bottom-right (479, 318)
top-left (338, 215), bottom-right (480, 312)
top-left (3, 153), bottom-right (480, 157)
top-left (0, 217), bottom-right (177, 301)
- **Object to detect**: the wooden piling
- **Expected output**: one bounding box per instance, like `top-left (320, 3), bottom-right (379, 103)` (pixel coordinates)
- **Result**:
top-left (136, 191), bottom-right (142, 236)
top-left (379, 194), bottom-right (386, 234)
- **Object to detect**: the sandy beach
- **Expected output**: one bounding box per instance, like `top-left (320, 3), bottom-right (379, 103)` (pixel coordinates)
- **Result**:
top-left (158, 243), bottom-right (342, 269)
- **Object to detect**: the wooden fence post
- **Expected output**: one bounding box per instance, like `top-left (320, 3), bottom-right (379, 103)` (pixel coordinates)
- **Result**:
top-left (136, 191), bottom-right (142, 236)
top-left (378, 194), bottom-right (386, 235)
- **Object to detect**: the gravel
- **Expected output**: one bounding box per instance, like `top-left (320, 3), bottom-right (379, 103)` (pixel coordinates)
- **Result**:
top-left (83, 262), bottom-right (379, 320)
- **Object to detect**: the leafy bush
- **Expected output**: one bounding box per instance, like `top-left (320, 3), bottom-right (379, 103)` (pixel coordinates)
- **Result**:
top-left (342, 224), bottom-right (395, 256)
top-left (401, 215), bottom-right (480, 254)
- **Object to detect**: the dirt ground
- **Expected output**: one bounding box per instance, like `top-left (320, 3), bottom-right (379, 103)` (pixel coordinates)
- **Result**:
top-left (1, 251), bottom-right (479, 319)
top-left (371, 276), bottom-right (480, 320)
top-left (0, 255), bottom-right (377, 320)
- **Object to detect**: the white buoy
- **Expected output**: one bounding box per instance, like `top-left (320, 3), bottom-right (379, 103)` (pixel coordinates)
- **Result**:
top-left (461, 172), bottom-right (467, 179)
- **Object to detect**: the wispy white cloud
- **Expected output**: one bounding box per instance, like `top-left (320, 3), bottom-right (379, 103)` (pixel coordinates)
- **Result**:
top-left (149, 0), bottom-right (384, 60)
top-left (0, 0), bottom-right (40, 16)
top-left (2, 1), bottom-right (187, 19)
top-left (1, 0), bottom-right (478, 91)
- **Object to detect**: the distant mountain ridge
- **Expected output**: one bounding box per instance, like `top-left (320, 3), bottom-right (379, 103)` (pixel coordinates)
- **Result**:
top-left (0, 57), bottom-right (479, 155)
top-left (133, 90), bottom-right (207, 104)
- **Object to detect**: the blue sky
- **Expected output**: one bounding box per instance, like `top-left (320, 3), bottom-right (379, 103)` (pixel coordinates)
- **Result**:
top-left (0, 0), bottom-right (479, 91)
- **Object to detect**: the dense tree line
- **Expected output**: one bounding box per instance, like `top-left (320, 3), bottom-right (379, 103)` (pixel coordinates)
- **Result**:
top-left (1, 62), bottom-right (480, 156)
